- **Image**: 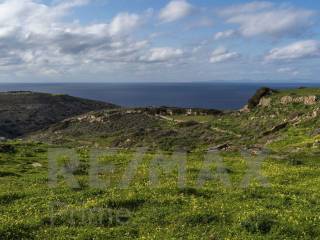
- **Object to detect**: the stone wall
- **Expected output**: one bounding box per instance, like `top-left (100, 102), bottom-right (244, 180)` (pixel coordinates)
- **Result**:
top-left (280, 96), bottom-right (317, 105)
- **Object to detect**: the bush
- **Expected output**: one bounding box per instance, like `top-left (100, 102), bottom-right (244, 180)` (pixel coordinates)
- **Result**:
top-left (0, 223), bottom-right (39, 240)
top-left (186, 213), bottom-right (220, 225)
top-left (0, 192), bottom-right (26, 204)
top-left (241, 214), bottom-right (276, 234)
top-left (0, 144), bottom-right (16, 153)
top-left (0, 171), bottom-right (20, 177)
top-left (177, 121), bottom-right (199, 128)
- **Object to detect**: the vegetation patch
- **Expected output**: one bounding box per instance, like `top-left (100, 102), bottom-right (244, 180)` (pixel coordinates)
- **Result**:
top-left (0, 171), bottom-right (20, 177)
top-left (0, 192), bottom-right (26, 204)
top-left (241, 214), bottom-right (277, 234)
top-left (107, 198), bottom-right (146, 210)
top-left (185, 213), bottom-right (221, 225)
top-left (0, 222), bottom-right (40, 240)
top-left (0, 144), bottom-right (16, 153)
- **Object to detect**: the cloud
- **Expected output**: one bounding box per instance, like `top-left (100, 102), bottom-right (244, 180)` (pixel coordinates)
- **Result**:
top-left (0, 0), bottom-right (153, 74)
top-left (159, 0), bottom-right (193, 23)
top-left (210, 47), bottom-right (240, 63)
top-left (277, 67), bottom-right (299, 76)
top-left (140, 47), bottom-right (184, 62)
top-left (187, 17), bottom-right (214, 29)
top-left (109, 13), bottom-right (142, 36)
top-left (220, 1), bottom-right (274, 16)
top-left (265, 40), bottom-right (320, 61)
top-left (220, 2), bottom-right (315, 38)
top-left (214, 30), bottom-right (237, 40)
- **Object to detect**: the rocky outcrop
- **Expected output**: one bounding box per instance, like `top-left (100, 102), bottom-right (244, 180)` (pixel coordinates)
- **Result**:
top-left (280, 96), bottom-right (317, 105)
top-left (262, 122), bottom-right (289, 136)
top-left (240, 104), bottom-right (250, 113)
top-left (247, 87), bottom-right (277, 109)
top-left (258, 97), bottom-right (271, 107)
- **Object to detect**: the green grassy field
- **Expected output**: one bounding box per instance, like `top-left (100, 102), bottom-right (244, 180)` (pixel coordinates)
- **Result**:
top-left (1, 141), bottom-right (320, 239)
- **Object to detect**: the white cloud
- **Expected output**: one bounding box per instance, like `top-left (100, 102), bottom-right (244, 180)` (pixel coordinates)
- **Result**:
top-left (159, 0), bottom-right (193, 23)
top-left (214, 30), bottom-right (237, 40)
top-left (0, 0), bottom-right (153, 74)
top-left (109, 13), bottom-right (142, 36)
top-left (220, 2), bottom-right (314, 38)
top-left (266, 40), bottom-right (320, 61)
top-left (277, 67), bottom-right (292, 73)
top-left (277, 67), bottom-right (299, 76)
top-left (220, 1), bottom-right (274, 16)
top-left (210, 47), bottom-right (240, 63)
top-left (140, 47), bottom-right (184, 62)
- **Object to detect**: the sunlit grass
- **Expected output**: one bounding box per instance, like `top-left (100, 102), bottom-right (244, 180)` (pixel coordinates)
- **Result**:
top-left (1, 142), bottom-right (320, 239)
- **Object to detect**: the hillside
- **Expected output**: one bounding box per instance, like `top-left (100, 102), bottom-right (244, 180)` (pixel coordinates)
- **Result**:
top-left (1, 88), bottom-right (320, 239)
top-left (27, 87), bottom-right (320, 153)
top-left (27, 108), bottom-right (220, 150)
top-left (0, 91), bottom-right (118, 138)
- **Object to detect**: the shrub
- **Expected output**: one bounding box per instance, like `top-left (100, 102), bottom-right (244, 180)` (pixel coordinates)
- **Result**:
top-left (0, 144), bottom-right (16, 153)
top-left (241, 214), bottom-right (276, 234)
top-left (186, 213), bottom-right (220, 225)
top-left (0, 171), bottom-right (20, 177)
top-left (0, 223), bottom-right (39, 240)
top-left (0, 192), bottom-right (26, 204)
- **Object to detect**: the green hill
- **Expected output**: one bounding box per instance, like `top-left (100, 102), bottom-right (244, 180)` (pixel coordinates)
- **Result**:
top-left (26, 87), bottom-right (320, 152)
top-left (0, 91), bottom-right (118, 138)
top-left (1, 88), bottom-right (320, 239)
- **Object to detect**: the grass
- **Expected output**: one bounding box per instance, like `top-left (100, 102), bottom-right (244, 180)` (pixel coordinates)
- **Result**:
top-left (2, 88), bottom-right (320, 239)
top-left (1, 141), bottom-right (320, 239)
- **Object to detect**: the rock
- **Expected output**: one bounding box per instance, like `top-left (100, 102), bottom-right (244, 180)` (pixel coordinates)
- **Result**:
top-left (240, 105), bottom-right (250, 113)
top-left (312, 109), bottom-right (319, 118)
top-left (208, 143), bottom-right (231, 152)
top-left (311, 128), bottom-right (320, 136)
top-left (312, 139), bottom-right (320, 148)
top-left (281, 95), bottom-right (317, 105)
top-left (304, 96), bottom-right (317, 105)
top-left (186, 109), bottom-right (193, 116)
top-left (32, 163), bottom-right (42, 168)
top-left (247, 87), bottom-right (277, 109)
top-left (262, 122), bottom-right (288, 136)
top-left (280, 96), bottom-right (293, 105)
top-left (258, 97), bottom-right (271, 107)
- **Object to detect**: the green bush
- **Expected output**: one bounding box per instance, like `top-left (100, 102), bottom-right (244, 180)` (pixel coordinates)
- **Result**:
top-left (241, 214), bottom-right (276, 234)
top-left (0, 144), bottom-right (16, 153)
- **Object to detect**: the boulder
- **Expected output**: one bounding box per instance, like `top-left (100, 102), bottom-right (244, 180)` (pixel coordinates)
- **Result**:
top-left (208, 143), bottom-right (231, 152)
top-left (240, 104), bottom-right (250, 113)
top-left (258, 97), bottom-right (271, 107)
top-left (262, 122), bottom-right (288, 136)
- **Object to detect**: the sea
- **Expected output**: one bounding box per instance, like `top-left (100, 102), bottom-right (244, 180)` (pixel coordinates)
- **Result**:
top-left (1, 82), bottom-right (320, 110)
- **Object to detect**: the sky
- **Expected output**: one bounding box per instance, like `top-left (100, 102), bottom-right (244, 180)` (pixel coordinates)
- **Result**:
top-left (0, 0), bottom-right (319, 82)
